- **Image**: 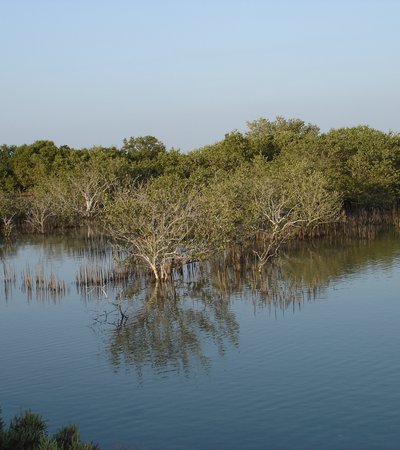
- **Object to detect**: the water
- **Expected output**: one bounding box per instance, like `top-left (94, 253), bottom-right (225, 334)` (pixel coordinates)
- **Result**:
top-left (1, 230), bottom-right (400, 449)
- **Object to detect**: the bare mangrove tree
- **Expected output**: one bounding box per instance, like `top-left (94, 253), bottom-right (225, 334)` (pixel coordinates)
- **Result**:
top-left (250, 158), bottom-right (342, 270)
top-left (103, 176), bottom-right (202, 282)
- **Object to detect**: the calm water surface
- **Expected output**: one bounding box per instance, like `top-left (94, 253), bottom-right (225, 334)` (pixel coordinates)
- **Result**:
top-left (1, 231), bottom-right (400, 449)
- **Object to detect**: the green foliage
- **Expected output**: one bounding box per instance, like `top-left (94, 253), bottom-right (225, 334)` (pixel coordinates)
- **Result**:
top-left (119, 136), bottom-right (179, 182)
top-left (122, 135), bottom-right (166, 161)
top-left (4, 410), bottom-right (47, 450)
top-left (196, 167), bottom-right (254, 250)
top-left (0, 189), bottom-right (19, 219)
top-left (0, 189), bottom-right (22, 236)
top-left (156, 148), bottom-right (189, 178)
top-left (185, 131), bottom-right (254, 184)
top-left (53, 424), bottom-right (88, 449)
top-left (247, 116), bottom-right (320, 137)
top-left (246, 116), bottom-right (320, 160)
top-left (0, 145), bottom-right (17, 191)
top-left (0, 409), bottom-right (98, 450)
top-left (11, 141), bottom-right (72, 191)
top-left (322, 126), bottom-right (400, 206)
top-left (1, 118), bottom-right (400, 238)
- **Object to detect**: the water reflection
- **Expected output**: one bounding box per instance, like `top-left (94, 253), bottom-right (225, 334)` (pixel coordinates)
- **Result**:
top-left (3, 228), bottom-right (400, 378)
top-left (92, 256), bottom-right (322, 378)
top-left (89, 230), bottom-right (400, 377)
top-left (92, 281), bottom-right (239, 379)
top-left (278, 230), bottom-right (400, 286)
top-left (2, 229), bottom-right (400, 449)
top-left (0, 228), bottom-right (111, 261)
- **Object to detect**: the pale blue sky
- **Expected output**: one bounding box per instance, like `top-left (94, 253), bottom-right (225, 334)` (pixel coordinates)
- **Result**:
top-left (1, 0), bottom-right (399, 151)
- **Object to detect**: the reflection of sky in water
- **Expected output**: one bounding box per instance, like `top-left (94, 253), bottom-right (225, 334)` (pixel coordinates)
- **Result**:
top-left (1, 230), bottom-right (400, 449)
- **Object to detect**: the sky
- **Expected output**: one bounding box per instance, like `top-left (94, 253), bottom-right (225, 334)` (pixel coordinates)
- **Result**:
top-left (0, 0), bottom-right (399, 151)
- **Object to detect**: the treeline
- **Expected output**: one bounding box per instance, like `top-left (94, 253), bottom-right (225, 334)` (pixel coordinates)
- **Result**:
top-left (1, 117), bottom-right (399, 278)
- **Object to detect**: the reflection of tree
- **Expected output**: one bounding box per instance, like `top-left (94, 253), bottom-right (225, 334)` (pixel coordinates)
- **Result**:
top-left (202, 230), bottom-right (400, 313)
top-left (205, 256), bottom-right (316, 315)
top-left (7, 228), bottom-right (111, 261)
top-left (0, 239), bottom-right (17, 259)
top-left (95, 283), bottom-right (239, 378)
top-left (1, 241), bottom-right (18, 301)
top-left (94, 252), bottom-right (326, 378)
top-left (277, 229), bottom-right (400, 287)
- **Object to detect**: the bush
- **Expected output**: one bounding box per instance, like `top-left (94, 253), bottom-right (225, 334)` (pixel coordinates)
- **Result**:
top-left (0, 408), bottom-right (99, 450)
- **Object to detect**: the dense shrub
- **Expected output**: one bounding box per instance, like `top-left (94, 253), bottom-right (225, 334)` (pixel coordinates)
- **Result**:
top-left (0, 408), bottom-right (98, 450)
